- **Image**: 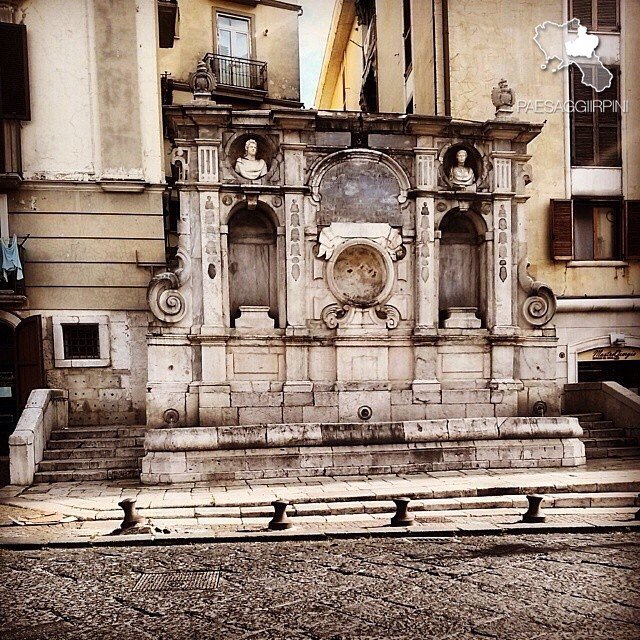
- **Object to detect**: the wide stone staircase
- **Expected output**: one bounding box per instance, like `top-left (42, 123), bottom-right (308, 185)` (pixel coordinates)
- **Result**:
top-left (34, 425), bottom-right (146, 483)
top-left (568, 412), bottom-right (640, 459)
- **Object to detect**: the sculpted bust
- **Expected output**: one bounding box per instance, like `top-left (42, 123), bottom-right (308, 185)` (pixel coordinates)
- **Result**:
top-left (448, 149), bottom-right (476, 190)
top-left (234, 139), bottom-right (268, 181)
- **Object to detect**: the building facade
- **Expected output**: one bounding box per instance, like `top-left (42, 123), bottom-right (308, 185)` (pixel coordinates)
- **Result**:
top-left (316, 0), bottom-right (640, 397)
top-left (3, 0), bottom-right (634, 482)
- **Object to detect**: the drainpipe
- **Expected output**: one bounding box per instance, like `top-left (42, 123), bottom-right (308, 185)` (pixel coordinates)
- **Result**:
top-left (442, 0), bottom-right (451, 116)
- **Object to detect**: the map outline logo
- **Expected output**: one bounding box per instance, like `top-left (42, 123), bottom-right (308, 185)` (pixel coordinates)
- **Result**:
top-left (533, 18), bottom-right (613, 92)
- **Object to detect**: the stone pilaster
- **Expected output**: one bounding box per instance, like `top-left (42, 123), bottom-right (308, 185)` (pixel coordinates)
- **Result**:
top-left (491, 197), bottom-right (516, 332)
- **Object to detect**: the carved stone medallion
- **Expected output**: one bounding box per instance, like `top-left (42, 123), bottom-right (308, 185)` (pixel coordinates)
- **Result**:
top-left (327, 241), bottom-right (393, 308)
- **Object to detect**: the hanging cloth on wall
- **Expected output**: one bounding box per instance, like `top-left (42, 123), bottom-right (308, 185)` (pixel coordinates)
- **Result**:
top-left (1, 235), bottom-right (24, 281)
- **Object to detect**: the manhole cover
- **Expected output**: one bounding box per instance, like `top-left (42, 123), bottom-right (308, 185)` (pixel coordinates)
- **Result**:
top-left (134, 569), bottom-right (221, 592)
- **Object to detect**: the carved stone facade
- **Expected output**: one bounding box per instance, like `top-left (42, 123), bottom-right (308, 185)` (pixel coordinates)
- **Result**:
top-left (147, 107), bottom-right (559, 430)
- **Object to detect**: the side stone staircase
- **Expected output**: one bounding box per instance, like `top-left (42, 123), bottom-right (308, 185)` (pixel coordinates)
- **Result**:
top-left (34, 425), bottom-right (146, 483)
top-left (568, 412), bottom-right (640, 459)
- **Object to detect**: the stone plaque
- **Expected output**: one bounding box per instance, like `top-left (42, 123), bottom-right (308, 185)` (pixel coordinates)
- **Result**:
top-left (318, 159), bottom-right (403, 224)
top-left (330, 244), bottom-right (388, 306)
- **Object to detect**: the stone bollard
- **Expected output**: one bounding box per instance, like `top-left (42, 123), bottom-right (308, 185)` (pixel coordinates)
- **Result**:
top-left (390, 497), bottom-right (415, 527)
top-left (521, 494), bottom-right (546, 523)
top-left (118, 498), bottom-right (145, 530)
top-left (268, 500), bottom-right (293, 530)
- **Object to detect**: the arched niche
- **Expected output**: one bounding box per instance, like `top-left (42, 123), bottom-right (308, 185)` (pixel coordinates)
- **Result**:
top-left (438, 208), bottom-right (488, 327)
top-left (439, 143), bottom-right (485, 190)
top-left (227, 208), bottom-right (279, 327)
top-left (309, 149), bottom-right (410, 225)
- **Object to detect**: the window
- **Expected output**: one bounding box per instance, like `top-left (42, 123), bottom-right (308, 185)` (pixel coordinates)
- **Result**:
top-left (570, 66), bottom-right (621, 166)
top-left (217, 14), bottom-right (250, 59)
top-left (550, 199), bottom-right (640, 261)
top-left (0, 22), bottom-right (30, 120)
top-left (402, 0), bottom-right (412, 75)
top-left (53, 316), bottom-right (110, 367)
top-left (63, 324), bottom-right (99, 360)
top-left (569, 0), bottom-right (619, 32)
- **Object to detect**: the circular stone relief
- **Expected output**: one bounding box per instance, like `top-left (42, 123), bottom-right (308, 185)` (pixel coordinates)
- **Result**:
top-left (328, 242), bottom-right (392, 307)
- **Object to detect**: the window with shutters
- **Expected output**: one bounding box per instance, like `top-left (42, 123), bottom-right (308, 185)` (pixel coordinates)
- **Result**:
top-left (550, 199), bottom-right (640, 262)
top-left (570, 66), bottom-right (621, 167)
top-left (569, 0), bottom-right (619, 32)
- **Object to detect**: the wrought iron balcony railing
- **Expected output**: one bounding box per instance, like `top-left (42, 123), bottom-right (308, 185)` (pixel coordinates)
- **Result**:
top-left (204, 53), bottom-right (268, 93)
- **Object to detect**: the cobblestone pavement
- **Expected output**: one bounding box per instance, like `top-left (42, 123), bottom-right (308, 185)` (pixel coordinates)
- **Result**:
top-left (0, 532), bottom-right (638, 639)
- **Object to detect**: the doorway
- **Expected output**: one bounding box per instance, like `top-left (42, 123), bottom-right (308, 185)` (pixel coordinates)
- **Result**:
top-left (0, 315), bottom-right (45, 455)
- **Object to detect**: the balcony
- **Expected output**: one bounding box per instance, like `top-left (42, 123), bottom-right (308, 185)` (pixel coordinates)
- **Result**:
top-left (204, 53), bottom-right (268, 96)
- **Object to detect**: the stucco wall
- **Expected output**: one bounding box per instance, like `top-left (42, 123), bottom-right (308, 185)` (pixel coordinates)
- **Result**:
top-left (446, 0), bottom-right (639, 298)
top-left (158, 0), bottom-right (301, 102)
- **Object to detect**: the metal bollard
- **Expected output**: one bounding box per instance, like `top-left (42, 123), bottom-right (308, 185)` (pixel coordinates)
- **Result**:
top-left (521, 494), bottom-right (546, 523)
top-left (118, 498), bottom-right (145, 530)
top-left (268, 499), bottom-right (293, 530)
top-left (390, 497), bottom-right (415, 527)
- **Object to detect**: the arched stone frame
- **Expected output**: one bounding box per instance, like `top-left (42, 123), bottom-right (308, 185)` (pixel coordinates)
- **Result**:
top-left (221, 200), bottom-right (286, 328)
top-left (566, 334), bottom-right (640, 384)
top-left (436, 206), bottom-right (489, 327)
top-left (0, 310), bottom-right (23, 328)
top-left (308, 148), bottom-right (411, 205)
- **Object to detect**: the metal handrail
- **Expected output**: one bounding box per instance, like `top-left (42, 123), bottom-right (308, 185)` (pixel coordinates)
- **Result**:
top-left (204, 53), bottom-right (268, 92)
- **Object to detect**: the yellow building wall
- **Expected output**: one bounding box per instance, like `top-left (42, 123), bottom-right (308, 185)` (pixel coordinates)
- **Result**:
top-left (410, 0), bottom-right (436, 115)
top-left (447, 0), bottom-right (638, 298)
top-left (374, 0), bottom-right (405, 113)
top-left (623, 0), bottom-right (640, 200)
top-left (159, 0), bottom-right (301, 103)
top-left (326, 20), bottom-right (364, 111)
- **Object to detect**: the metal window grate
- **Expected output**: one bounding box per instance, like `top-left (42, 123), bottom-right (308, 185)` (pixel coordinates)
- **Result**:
top-left (133, 570), bottom-right (221, 592)
top-left (62, 323), bottom-right (100, 360)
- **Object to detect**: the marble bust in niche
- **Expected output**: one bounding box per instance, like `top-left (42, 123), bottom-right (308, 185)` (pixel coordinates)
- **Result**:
top-left (448, 149), bottom-right (477, 191)
top-left (234, 138), bottom-right (268, 181)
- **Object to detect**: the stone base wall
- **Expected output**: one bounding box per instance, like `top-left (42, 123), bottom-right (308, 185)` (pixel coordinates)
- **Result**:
top-left (140, 417), bottom-right (585, 484)
top-left (43, 311), bottom-right (149, 426)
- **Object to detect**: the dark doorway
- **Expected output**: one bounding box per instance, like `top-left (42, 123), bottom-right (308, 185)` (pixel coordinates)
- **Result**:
top-left (0, 315), bottom-right (45, 455)
top-left (578, 360), bottom-right (640, 395)
top-left (0, 322), bottom-right (16, 456)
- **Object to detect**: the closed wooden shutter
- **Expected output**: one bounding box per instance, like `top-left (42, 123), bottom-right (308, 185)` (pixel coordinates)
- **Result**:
top-left (597, 68), bottom-right (621, 166)
top-left (570, 67), bottom-right (595, 166)
top-left (597, 0), bottom-right (618, 30)
top-left (571, 0), bottom-right (593, 28)
top-left (551, 200), bottom-right (574, 260)
top-left (625, 201), bottom-right (640, 260)
top-left (0, 23), bottom-right (30, 120)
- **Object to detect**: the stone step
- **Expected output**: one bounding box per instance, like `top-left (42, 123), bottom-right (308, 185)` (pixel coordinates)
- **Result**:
top-left (579, 420), bottom-right (615, 430)
top-left (587, 446), bottom-right (640, 459)
top-left (582, 427), bottom-right (626, 439)
top-left (567, 413), bottom-right (604, 422)
top-left (37, 457), bottom-right (141, 472)
top-left (583, 438), bottom-right (637, 449)
top-left (33, 468), bottom-right (140, 483)
top-left (49, 426), bottom-right (147, 441)
top-left (48, 437), bottom-right (145, 449)
top-left (42, 447), bottom-right (145, 461)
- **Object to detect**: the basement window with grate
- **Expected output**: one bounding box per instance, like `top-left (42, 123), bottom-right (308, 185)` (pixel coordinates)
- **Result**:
top-left (53, 316), bottom-right (111, 367)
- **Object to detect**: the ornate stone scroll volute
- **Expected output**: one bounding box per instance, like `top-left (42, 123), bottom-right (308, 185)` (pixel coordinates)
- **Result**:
top-left (518, 258), bottom-right (557, 327)
top-left (147, 248), bottom-right (191, 324)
